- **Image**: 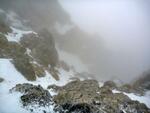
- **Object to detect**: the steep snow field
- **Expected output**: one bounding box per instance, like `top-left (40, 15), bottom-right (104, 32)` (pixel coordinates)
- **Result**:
top-left (0, 58), bottom-right (75, 113)
top-left (1, 58), bottom-right (149, 113)
top-left (0, 43), bottom-right (89, 113)
top-left (0, 59), bottom-right (29, 113)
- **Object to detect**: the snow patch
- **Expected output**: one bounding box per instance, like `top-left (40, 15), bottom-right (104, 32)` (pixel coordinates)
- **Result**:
top-left (0, 59), bottom-right (27, 85)
top-left (35, 68), bottom-right (74, 89)
top-left (5, 27), bottom-right (36, 42)
top-left (124, 91), bottom-right (150, 108)
top-left (0, 58), bottom-right (73, 88)
top-left (112, 89), bottom-right (121, 94)
top-left (112, 89), bottom-right (150, 108)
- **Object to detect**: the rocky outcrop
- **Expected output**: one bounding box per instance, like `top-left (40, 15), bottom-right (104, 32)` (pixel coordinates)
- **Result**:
top-left (21, 29), bottom-right (59, 68)
top-left (10, 80), bottom-right (150, 113)
top-left (12, 54), bottom-right (36, 81)
top-left (32, 63), bottom-right (45, 78)
top-left (0, 22), bottom-right (59, 81)
top-left (10, 83), bottom-right (52, 107)
top-left (20, 29), bottom-right (60, 80)
top-left (103, 80), bottom-right (117, 89)
top-left (0, 28), bottom-right (38, 80)
top-left (117, 70), bottom-right (150, 95)
top-left (52, 80), bottom-right (150, 113)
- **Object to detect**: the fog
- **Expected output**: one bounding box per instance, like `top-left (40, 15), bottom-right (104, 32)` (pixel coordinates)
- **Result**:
top-left (59, 0), bottom-right (150, 83)
top-left (0, 0), bottom-right (150, 83)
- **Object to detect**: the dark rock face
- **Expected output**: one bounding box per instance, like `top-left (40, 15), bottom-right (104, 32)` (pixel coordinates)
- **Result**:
top-left (20, 29), bottom-right (60, 80)
top-left (10, 83), bottom-right (52, 107)
top-left (53, 80), bottom-right (150, 113)
top-left (55, 103), bottom-right (96, 113)
top-left (7, 42), bottom-right (36, 81)
top-left (0, 23), bottom-right (58, 81)
top-left (0, 77), bottom-right (4, 83)
top-left (12, 55), bottom-right (36, 81)
top-left (21, 29), bottom-right (59, 67)
top-left (0, 34), bottom-right (36, 81)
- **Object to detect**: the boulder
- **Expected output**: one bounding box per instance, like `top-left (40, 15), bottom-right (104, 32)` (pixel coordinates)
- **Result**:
top-left (10, 83), bottom-right (52, 106)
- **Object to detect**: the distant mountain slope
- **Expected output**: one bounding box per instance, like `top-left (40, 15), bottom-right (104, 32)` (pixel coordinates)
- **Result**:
top-left (0, 0), bottom-right (71, 30)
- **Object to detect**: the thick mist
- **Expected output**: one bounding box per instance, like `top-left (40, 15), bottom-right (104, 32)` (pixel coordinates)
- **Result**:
top-left (59, 0), bottom-right (150, 83)
top-left (0, 0), bottom-right (150, 83)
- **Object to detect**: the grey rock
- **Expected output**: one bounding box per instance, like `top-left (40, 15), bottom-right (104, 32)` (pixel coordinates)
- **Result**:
top-left (10, 83), bottom-right (52, 107)
top-left (53, 80), bottom-right (150, 113)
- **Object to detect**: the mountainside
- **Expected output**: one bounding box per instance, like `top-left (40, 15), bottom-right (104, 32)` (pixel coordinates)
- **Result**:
top-left (0, 1), bottom-right (150, 113)
top-left (0, 0), bottom-right (106, 80)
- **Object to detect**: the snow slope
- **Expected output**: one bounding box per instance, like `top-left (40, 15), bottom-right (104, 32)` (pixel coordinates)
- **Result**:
top-left (0, 59), bottom-right (29, 113)
top-left (0, 58), bottom-right (74, 113)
